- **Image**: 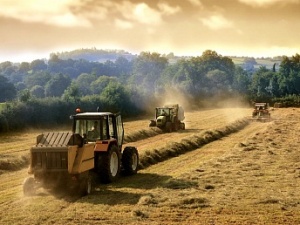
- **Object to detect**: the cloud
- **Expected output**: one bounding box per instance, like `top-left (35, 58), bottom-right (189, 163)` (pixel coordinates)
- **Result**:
top-left (187, 0), bottom-right (203, 7)
top-left (114, 18), bottom-right (133, 29)
top-left (201, 15), bottom-right (233, 30)
top-left (115, 1), bottom-right (181, 27)
top-left (118, 2), bottom-right (162, 25)
top-left (238, 0), bottom-right (299, 7)
top-left (158, 2), bottom-right (181, 15)
top-left (0, 0), bottom-right (92, 27)
top-left (0, 0), bottom-right (182, 29)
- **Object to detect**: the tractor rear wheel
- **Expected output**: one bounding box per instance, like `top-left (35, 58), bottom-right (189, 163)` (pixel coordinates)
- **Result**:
top-left (122, 147), bottom-right (139, 175)
top-left (97, 145), bottom-right (121, 183)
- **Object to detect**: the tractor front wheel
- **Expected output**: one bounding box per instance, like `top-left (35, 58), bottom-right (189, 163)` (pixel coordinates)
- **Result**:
top-left (122, 147), bottom-right (139, 175)
top-left (165, 122), bottom-right (172, 132)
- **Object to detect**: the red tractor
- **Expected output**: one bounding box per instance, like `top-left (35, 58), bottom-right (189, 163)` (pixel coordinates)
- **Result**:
top-left (252, 103), bottom-right (271, 121)
top-left (23, 108), bottom-right (139, 196)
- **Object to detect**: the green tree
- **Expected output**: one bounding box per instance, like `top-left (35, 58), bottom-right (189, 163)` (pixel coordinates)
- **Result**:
top-left (250, 66), bottom-right (279, 100)
top-left (171, 50), bottom-right (235, 98)
top-left (45, 73), bottom-right (71, 97)
top-left (30, 59), bottom-right (47, 71)
top-left (24, 71), bottom-right (51, 89)
top-left (0, 75), bottom-right (17, 102)
top-left (19, 89), bottom-right (31, 102)
top-left (114, 56), bottom-right (133, 77)
top-left (206, 69), bottom-right (232, 96)
top-left (62, 82), bottom-right (80, 101)
top-left (18, 62), bottom-right (30, 73)
top-left (130, 52), bottom-right (168, 96)
top-left (100, 82), bottom-right (131, 113)
top-left (48, 53), bottom-right (63, 73)
top-left (91, 75), bottom-right (118, 95)
top-left (30, 85), bottom-right (45, 98)
top-left (278, 54), bottom-right (300, 95)
top-left (74, 73), bottom-right (97, 96)
top-left (232, 66), bottom-right (251, 96)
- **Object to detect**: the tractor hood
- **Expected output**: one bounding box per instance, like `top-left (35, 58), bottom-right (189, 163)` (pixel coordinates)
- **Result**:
top-left (156, 115), bottom-right (166, 127)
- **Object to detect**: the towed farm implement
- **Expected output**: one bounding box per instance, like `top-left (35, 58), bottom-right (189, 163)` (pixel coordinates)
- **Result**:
top-left (23, 108), bottom-right (139, 196)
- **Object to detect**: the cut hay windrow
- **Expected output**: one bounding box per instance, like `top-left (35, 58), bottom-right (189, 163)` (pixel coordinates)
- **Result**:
top-left (0, 154), bottom-right (29, 173)
top-left (0, 118), bottom-right (249, 173)
top-left (124, 127), bottom-right (163, 143)
top-left (138, 118), bottom-right (250, 169)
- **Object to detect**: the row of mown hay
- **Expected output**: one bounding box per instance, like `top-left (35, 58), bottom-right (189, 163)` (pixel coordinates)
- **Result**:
top-left (0, 155), bottom-right (29, 174)
top-left (138, 118), bottom-right (250, 169)
top-left (0, 118), bottom-right (248, 173)
top-left (124, 127), bottom-right (163, 143)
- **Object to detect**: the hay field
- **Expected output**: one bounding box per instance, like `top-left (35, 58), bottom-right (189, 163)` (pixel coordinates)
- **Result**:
top-left (0, 107), bottom-right (300, 225)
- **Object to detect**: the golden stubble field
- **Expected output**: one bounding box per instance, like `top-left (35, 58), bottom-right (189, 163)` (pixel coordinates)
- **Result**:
top-left (0, 107), bottom-right (299, 225)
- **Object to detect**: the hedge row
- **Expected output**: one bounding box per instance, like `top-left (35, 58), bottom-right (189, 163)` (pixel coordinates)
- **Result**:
top-left (0, 97), bottom-right (141, 133)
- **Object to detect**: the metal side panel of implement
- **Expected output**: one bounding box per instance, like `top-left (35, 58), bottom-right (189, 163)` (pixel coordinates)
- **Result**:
top-left (69, 143), bottom-right (94, 174)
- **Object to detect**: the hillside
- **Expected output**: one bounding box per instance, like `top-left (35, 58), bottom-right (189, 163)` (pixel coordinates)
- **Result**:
top-left (0, 107), bottom-right (299, 224)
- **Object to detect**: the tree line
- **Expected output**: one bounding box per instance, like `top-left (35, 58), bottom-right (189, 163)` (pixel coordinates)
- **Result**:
top-left (0, 49), bottom-right (300, 132)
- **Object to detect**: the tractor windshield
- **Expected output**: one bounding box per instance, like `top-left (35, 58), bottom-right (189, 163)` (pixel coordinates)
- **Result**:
top-left (75, 117), bottom-right (108, 142)
top-left (157, 108), bottom-right (170, 117)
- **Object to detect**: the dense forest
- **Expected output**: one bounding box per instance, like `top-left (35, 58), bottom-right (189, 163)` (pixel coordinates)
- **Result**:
top-left (0, 49), bottom-right (300, 132)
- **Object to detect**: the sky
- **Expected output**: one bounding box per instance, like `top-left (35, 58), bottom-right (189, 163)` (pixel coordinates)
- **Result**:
top-left (0, 0), bottom-right (300, 62)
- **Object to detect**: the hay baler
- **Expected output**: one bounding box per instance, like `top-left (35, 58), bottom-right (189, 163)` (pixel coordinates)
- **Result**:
top-left (23, 109), bottom-right (139, 196)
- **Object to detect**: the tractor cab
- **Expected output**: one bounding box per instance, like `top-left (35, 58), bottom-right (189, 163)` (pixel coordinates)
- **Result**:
top-left (71, 111), bottom-right (124, 150)
top-left (252, 103), bottom-right (271, 120)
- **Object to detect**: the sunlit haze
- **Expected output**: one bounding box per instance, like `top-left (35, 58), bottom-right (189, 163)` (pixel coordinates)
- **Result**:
top-left (0, 0), bottom-right (300, 62)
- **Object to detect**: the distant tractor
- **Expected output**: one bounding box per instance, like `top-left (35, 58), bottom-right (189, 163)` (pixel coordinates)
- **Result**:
top-left (23, 109), bottom-right (139, 196)
top-left (149, 104), bottom-right (185, 132)
top-left (252, 103), bottom-right (271, 121)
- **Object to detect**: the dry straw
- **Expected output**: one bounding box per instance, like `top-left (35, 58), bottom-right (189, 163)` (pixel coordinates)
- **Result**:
top-left (138, 119), bottom-right (249, 169)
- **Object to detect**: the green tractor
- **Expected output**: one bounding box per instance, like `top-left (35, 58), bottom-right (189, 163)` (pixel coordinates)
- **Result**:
top-left (149, 104), bottom-right (185, 132)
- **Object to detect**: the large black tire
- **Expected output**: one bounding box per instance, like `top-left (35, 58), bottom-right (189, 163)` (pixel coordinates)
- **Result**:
top-left (97, 145), bottom-right (121, 183)
top-left (23, 177), bottom-right (35, 196)
top-left (79, 173), bottom-right (92, 196)
top-left (122, 147), bottom-right (139, 176)
top-left (173, 122), bottom-right (179, 131)
top-left (180, 122), bottom-right (185, 130)
top-left (149, 120), bottom-right (156, 127)
top-left (165, 122), bottom-right (172, 132)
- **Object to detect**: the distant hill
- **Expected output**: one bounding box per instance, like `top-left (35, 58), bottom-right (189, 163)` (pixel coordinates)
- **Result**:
top-left (52, 48), bottom-right (283, 72)
top-left (230, 56), bottom-right (283, 72)
top-left (53, 48), bottom-right (137, 62)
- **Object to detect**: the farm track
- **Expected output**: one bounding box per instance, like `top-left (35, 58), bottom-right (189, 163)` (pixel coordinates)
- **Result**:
top-left (1, 107), bottom-right (296, 224)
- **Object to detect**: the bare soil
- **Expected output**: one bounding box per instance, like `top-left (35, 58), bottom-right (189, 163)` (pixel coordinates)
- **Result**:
top-left (0, 107), bottom-right (299, 225)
